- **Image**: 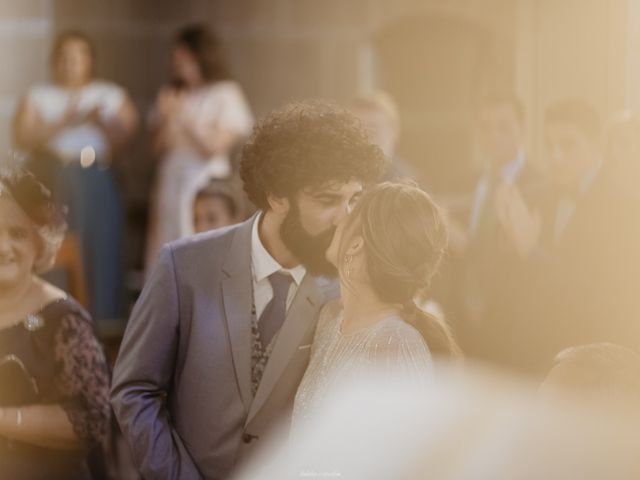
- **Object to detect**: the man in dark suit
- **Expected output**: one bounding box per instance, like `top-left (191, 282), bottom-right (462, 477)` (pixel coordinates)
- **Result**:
top-left (495, 99), bottom-right (639, 374)
top-left (110, 101), bottom-right (385, 479)
top-left (532, 108), bottom-right (640, 369)
top-left (455, 92), bottom-right (544, 367)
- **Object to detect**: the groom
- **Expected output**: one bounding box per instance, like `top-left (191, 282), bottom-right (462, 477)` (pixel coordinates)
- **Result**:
top-left (111, 101), bottom-right (385, 479)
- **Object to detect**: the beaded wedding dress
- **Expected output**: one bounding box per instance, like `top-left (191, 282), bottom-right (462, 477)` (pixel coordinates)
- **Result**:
top-left (292, 300), bottom-right (433, 430)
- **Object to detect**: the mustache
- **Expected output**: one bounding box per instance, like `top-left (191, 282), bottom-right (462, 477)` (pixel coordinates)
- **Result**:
top-left (279, 209), bottom-right (338, 276)
top-left (312, 226), bottom-right (337, 247)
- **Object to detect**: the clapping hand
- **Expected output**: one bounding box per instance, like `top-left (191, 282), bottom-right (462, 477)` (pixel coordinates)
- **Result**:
top-left (157, 86), bottom-right (184, 120)
top-left (59, 94), bottom-right (84, 127)
top-left (59, 94), bottom-right (105, 128)
top-left (495, 183), bottom-right (542, 257)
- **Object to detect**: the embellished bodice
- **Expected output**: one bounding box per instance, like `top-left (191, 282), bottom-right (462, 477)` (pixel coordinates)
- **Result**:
top-left (292, 300), bottom-right (433, 430)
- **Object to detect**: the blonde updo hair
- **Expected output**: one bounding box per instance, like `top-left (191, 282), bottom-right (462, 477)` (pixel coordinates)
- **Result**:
top-left (339, 181), bottom-right (461, 358)
top-left (0, 167), bottom-right (66, 274)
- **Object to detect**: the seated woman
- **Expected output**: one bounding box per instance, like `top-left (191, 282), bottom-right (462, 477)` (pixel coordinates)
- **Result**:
top-left (0, 167), bottom-right (110, 479)
top-left (293, 182), bottom-right (461, 428)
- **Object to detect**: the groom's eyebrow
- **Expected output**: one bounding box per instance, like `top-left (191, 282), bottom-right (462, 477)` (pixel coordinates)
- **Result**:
top-left (305, 183), bottom-right (362, 201)
top-left (312, 192), bottom-right (343, 201)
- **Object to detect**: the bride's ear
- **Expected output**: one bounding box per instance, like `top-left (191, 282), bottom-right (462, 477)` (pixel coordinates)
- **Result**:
top-left (345, 235), bottom-right (364, 256)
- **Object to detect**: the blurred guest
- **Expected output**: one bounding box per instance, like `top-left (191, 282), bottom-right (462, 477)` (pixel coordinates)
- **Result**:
top-left (496, 98), bottom-right (603, 255)
top-left (469, 93), bottom-right (532, 236)
top-left (180, 174), bottom-right (244, 236)
top-left (441, 93), bottom-right (541, 370)
top-left (541, 343), bottom-right (640, 407)
top-left (495, 99), bottom-right (640, 373)
top-left (349, 91), bottom-right (421, 184)
top-left (535, 111), bottom-right (640, 359)
top-left (293, 182), bottom-right (461, 431)
top-left (0, 167), bottom-right (110, 479)
top-left (545, 100), bottom-right (604, 235)
top-left (604, 111), bottom-right (640, 200)
top-left (145, 24), bottom-right (253, 270)
top-left (13, 31), bottom-right (139, 321)
top-left (462, 94), bottom-right (533, 310)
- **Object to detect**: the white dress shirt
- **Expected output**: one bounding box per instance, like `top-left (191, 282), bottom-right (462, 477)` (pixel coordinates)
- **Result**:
top-left (469, 150), bottom-right (526, 235)
top-left (251, 213), bottom-right (307, 320)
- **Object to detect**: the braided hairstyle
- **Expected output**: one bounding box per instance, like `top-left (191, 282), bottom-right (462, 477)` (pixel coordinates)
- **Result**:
top-left (338, 181), bottom-right (461, 358)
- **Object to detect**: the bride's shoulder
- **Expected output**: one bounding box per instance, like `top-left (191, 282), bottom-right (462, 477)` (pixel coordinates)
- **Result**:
top-left (368, 317), bottom-right (430, 352)
top-left (364, 318), bottom-right (434, 375)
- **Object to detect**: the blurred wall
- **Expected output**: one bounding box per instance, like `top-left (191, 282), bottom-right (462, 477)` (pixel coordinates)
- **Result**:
top-left (0, 0), bottom-right (521, 210)
top-left (1, 1), bottom-right (636, 164)
top-left (516, 0), bottom-right (630, 169)
top-left (0, 0), bottom-right (52, 149)
top-left (0, 0), bottom-right (637, 266)
top-left (628, 0), bottom-right (640, 109)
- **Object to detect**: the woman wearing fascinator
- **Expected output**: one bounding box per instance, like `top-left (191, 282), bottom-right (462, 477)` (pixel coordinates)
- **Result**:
top-left (0, 166), bottom-right (110, 479)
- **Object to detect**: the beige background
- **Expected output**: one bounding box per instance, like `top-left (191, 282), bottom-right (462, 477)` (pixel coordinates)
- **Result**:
top-left (0, 0), bottom-right (636, 263)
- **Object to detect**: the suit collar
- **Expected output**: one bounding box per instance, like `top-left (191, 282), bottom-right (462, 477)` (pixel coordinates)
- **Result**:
top-left (221, 215), bottom-right (257, 412)
top-left (222, 213), bottom-right (327, 423)
top-left (222, 215), bottom-right (257, 277)
top-left (245, 274), bottom-right (324, 426)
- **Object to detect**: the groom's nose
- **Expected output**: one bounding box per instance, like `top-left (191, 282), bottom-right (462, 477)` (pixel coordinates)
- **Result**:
top-left (332, 202), bottom-right (350, 226)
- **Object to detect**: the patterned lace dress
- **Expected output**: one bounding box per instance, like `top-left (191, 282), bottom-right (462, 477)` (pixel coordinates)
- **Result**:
top-left (0, 297), bottom-right (110, 480)
top-left (292, 300), bottom-right (433, 431)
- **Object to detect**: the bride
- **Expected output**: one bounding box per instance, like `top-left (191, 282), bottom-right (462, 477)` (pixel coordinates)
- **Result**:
top-left (293, 182), bottom-right (461, 427)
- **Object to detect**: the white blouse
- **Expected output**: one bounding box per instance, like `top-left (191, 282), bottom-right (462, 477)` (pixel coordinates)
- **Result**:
top-left (27, 80), bottom-right (125, 161)
top-left (152, 80), bottom-right (253, 166)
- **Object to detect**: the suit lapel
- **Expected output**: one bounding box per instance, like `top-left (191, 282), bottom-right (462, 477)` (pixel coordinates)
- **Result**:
top-left (245, 274), bottom-right (324, 425)
top-left (221, 216), bottom-right (256, 413)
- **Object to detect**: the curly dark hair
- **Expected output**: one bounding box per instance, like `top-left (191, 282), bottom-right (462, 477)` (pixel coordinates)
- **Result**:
top-left (337, 181), bottom-right (461, 358)
top-left (240, 100), bottom-right (387, 209)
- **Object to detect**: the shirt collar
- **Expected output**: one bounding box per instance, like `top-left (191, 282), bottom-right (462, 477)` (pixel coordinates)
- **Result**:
top-left (251, 212), bottom-right (306, 286)
top-left (579, 156), bottom-right (604, 194)
top-left (500, 149), bottom-right (526, 184)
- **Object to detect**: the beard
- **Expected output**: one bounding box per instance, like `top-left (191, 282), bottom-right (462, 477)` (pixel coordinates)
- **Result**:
top-left (280, 204), bottom-right (338, 277)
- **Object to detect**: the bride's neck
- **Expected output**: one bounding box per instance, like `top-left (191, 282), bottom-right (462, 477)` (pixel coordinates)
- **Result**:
top-left (341, 281), bottom-right (400, 330)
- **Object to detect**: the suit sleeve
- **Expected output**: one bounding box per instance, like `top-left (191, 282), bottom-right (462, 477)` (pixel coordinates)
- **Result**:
top-left (110, 246), bottom-right (202, 480)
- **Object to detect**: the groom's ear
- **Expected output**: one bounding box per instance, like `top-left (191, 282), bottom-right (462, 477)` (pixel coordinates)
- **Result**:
top-left (345, 235), bottom-right (364, 256)
top-left (266, 193), bottom-right (290, 215)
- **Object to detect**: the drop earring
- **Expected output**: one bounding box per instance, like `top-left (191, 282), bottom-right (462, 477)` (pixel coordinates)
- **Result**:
top-left (344, 254), bottom-right (353, 278)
